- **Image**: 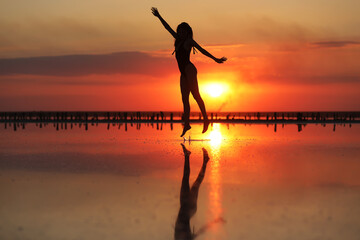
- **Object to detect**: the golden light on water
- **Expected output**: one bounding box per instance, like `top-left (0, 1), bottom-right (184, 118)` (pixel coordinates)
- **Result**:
top-left (208, 123), bottom-right (223, 232)
top-left (209, 123), bottom-right (223, 148)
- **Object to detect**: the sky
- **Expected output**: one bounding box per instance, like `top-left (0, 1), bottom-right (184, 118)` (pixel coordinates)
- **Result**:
top-left (0, 0), bottom-right (360, 111)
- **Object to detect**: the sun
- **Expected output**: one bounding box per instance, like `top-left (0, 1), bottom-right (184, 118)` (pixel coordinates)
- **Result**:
top-left (204, 83), bottom-right (227, 98)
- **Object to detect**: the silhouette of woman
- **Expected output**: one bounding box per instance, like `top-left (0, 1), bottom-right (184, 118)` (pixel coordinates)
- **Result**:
top-left (176, 144), bottom-right (210, 240)
top-left (151, 7), bottom-right (227, 137)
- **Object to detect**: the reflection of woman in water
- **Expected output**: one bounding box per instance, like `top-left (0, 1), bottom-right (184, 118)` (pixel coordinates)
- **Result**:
top-left (151, 7), bottom-right (227, 137)
top-left (175, 144), bottom-right (209, 240)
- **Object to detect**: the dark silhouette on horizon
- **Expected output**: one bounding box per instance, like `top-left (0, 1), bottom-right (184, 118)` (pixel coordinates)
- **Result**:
top-left (1, 111), bottom-right (358, 132)
top-left (151, 7), bottom-right (227, 137)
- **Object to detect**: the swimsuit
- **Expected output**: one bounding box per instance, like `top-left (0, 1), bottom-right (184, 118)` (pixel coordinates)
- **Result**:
top-left (173, 40), bottom-right (197, 75)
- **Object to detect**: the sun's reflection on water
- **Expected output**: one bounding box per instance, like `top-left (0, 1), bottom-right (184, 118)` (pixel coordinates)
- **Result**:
top-left (209, 124), bottom-right (222, 148)
top-left (208, 123), bottom-right (224, 232)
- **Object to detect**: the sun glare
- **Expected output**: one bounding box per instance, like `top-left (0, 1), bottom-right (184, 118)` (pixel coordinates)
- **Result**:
top-left (204, 83), bottom-right (228, 98)
top-left (209, 123), bottom-right (222, 148)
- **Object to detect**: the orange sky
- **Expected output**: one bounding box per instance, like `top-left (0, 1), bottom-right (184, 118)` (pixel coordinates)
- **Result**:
top-left (0, 0), bottom-right (359, 111)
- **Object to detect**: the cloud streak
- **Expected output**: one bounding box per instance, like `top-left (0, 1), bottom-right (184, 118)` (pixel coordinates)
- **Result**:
top-left (255, 74), bottom-right (360, 85)
top-left (0, 51), bottom-right (175, 77)
top-left (312, 41), bottom-right (360, 48)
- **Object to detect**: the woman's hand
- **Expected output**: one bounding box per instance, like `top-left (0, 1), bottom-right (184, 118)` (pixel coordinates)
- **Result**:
top-left (215, 57), bottom-right (227, 64)
top-left (151, 7), bottom-right (160, 17)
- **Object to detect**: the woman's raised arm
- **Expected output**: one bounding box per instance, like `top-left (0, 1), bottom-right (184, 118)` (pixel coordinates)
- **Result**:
top-left (192, 40), bottom-right (227, 64)
top-left (151, 7), bottom-right (177, 39)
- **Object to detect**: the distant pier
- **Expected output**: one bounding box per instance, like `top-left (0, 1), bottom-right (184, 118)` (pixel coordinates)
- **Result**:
top-left (1, 111), bottom-right (359, 132)
top-left (1, 111), bottom-right (359, 124)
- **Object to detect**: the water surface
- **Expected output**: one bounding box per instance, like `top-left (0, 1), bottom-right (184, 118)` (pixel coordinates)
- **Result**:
top-left (1, 123), bottom-right (360, 240)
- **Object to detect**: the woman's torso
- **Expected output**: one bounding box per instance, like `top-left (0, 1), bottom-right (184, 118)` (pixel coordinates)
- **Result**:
top-left (175, 38), bottom-right (192, 74)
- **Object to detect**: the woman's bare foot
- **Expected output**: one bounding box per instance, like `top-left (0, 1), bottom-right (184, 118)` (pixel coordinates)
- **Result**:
top-left (202, 119), bottom-right (210, 134)
top-left (181, 143), bottom-right (191, 156)
top-left (180, 124), bottom-right (191, 137)
top-left (202, 148), bottom-right (210, 163)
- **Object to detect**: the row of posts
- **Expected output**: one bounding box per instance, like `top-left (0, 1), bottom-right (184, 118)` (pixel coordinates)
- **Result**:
top-left (0, 111), bottom-right (358, 122)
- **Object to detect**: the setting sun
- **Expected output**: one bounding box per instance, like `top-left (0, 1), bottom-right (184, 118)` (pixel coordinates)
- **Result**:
top-left (204, 83), bottom-right (228, 98)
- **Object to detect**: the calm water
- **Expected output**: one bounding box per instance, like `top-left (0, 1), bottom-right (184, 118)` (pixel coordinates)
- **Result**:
top-left (1, 123), bottom-right (360, 240)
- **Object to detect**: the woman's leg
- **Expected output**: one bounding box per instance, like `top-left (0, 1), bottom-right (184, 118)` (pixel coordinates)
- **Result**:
top-left (175, 144), bottom-right (193, 240)
top-left (180, 144), bottom-right (191, 204)
top-left (190, 148), bottom-right (210, 209)
top-left (185, 64), bottom-right (209, 133)
top-left (180, 74), bottom-right (191, 137)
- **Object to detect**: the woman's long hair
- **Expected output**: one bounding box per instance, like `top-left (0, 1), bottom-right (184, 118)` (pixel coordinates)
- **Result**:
top-left (174, 22), bottom-right (193, 48)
